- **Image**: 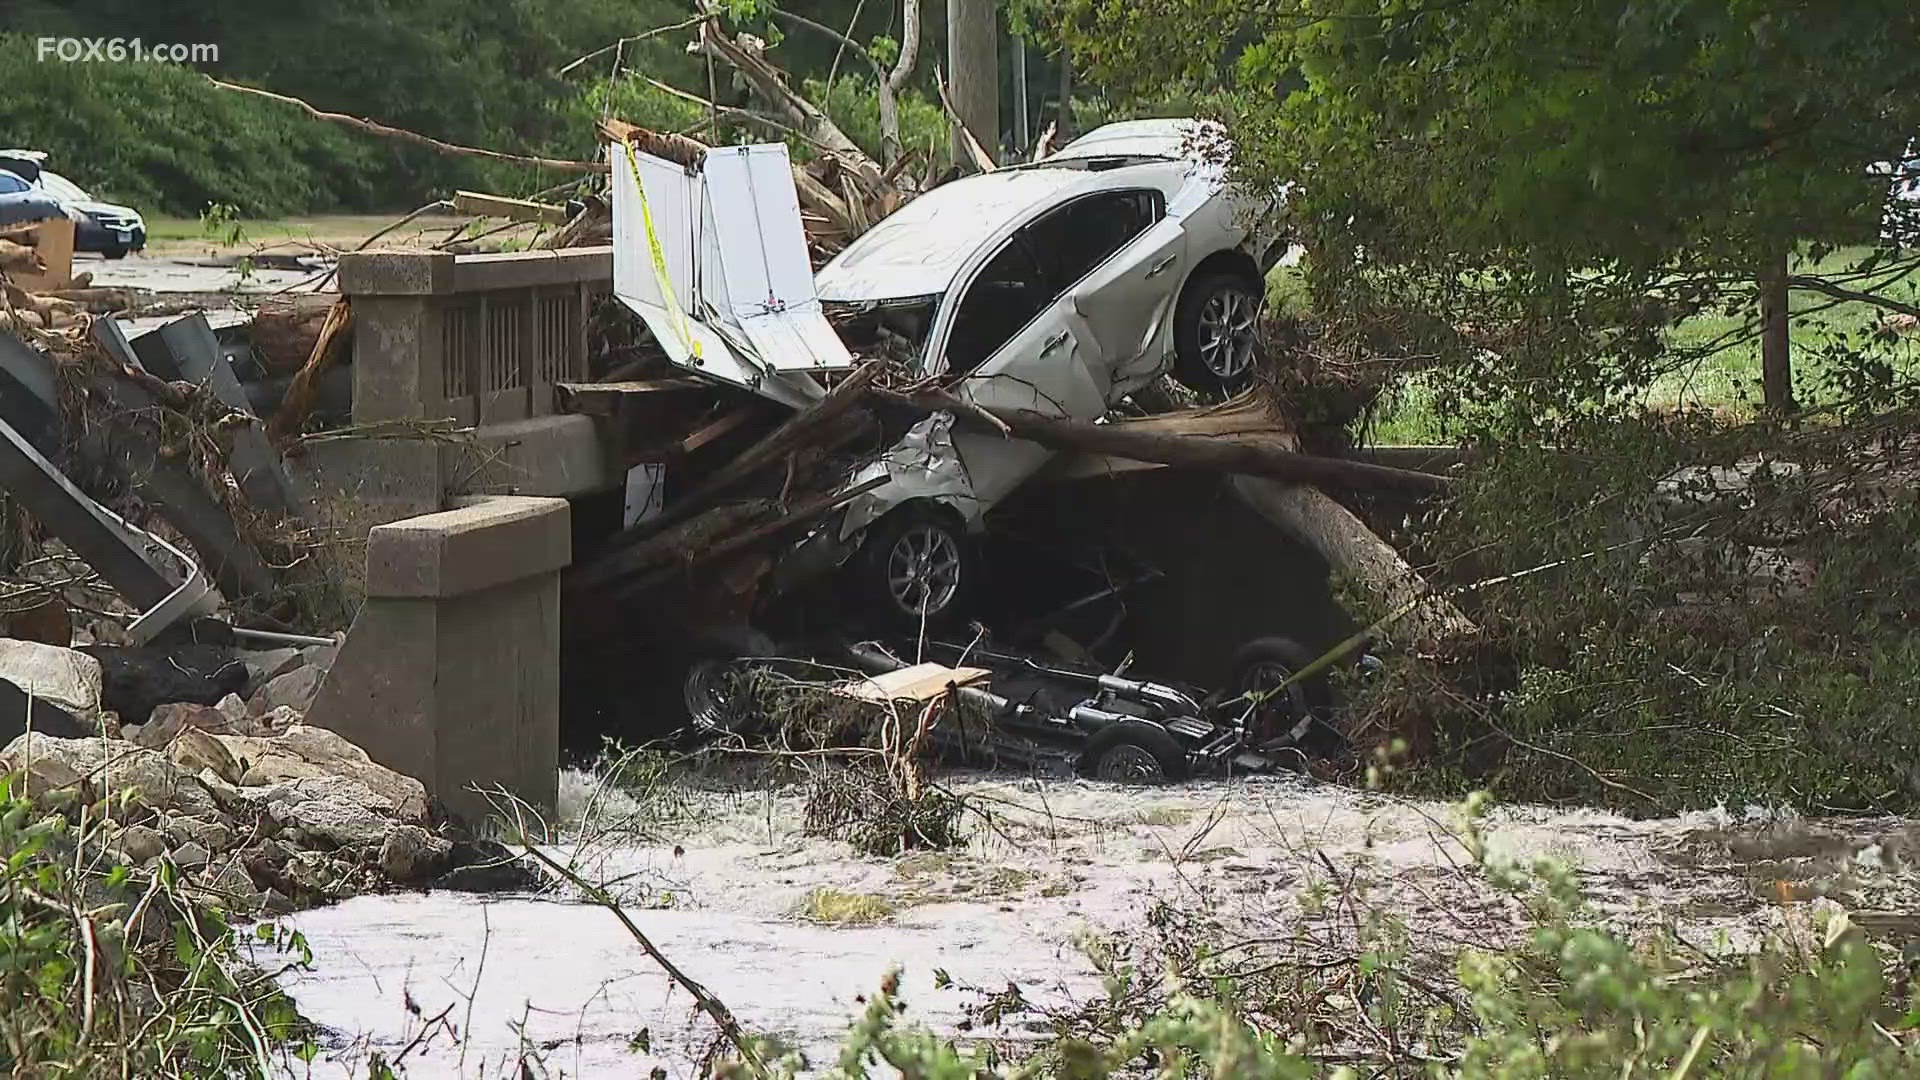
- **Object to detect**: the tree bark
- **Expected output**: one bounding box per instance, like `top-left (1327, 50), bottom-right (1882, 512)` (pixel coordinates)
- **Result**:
top-left (881, 0), bottom-right (922, 165)
top-left (879, 389), bottom-right (1454, 496)
top-left (1760, 246), bottom-right (1795, 413)
top-left (946, 0), bottom-right (998, 167)
top-left (1056, 51), bottom-right (1073, 142)
top-left (1230, 477), bottom-right (1478, 651)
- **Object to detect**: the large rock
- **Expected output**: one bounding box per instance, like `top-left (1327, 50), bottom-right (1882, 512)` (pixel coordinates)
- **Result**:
top-left (215, 725), bottom-right (429, 824)
top-left (167, 728), bottom-right (243, 786)
top-left (134, 702), bottom-right (233, 749)
top-left (260, 775), bottom-right (405, 849)
top-left (379, 824), bottom-right (452, 882)
top-left (248, 665), bottom-right (324, 718)
top-left (235, 648), bottom-right (303, 693)
top-left (0, 639), bottom-right (102, 724)
top-left (0, 731), bottom-right (219, 817)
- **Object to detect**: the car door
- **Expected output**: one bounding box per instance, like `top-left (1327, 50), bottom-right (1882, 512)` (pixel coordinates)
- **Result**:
top-left (930, 189), bottom-right (1167, 508)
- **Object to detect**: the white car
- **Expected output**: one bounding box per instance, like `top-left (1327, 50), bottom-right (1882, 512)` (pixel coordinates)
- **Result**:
top-left (611, 118), bottom-right (1288, 630)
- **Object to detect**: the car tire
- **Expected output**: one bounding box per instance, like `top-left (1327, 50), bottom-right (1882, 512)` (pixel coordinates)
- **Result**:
top-left (101, 247), bottom-right (128, 260)
top-left (1079, 721), bottom-right (1191, 784)
top-left (622, 626), bottom-right (777, 740)
top-left (1172, 270), bottom-right (1262, 394)
top-left (1228, 635), bottom-right (1345, 757)
top-left (853, 504), bottom-right (973, 637)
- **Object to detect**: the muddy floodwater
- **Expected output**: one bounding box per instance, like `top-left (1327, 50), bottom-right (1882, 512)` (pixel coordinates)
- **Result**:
top-left (274, 771), bottom-right (1920, 1078)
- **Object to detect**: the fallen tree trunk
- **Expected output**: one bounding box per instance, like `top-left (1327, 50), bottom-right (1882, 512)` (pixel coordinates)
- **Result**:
top-left (1230, 476), bottom-right (1477, 650)
top-left (250, 294), bottom-right (340, 376)
top-left (880, 389), bottom-right (1453, 496)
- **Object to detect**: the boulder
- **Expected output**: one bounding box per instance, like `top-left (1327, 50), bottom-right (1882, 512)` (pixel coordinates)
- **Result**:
top-left (165, 727), bottom-right (244, 786)
top-left (215, 725), bottom-right (429, 824)
top-left (379, 824), bottom-right (452, 882)
top-left (165, 813), bottom-right (236, 854)
top-left (248, 665), bottom-right (324, 718)
top-left (113, 823), bottom-right (167, 864)
top-left (80, 644), bottom-right (248, 724)
top-left (0, 677), bottom-right (93, 745)
top-left (235, 648), bottom-right (303, 693)
top-left (7, 745), bottom-right (91, 802)
top-left (0, 640), bottom-right (102, 724)
top-left (135, 702), bottom-right (232, 749)
top-left (262, 776), bottom-right (399, 849)
top-left (170, 841), bottom-right (211, 870)
top-left (195, 862), bottom-right (263, 911)
top-left (0, 731), bottom-right (219, 818)
top-left (215, 694), bottom-right (248, 724)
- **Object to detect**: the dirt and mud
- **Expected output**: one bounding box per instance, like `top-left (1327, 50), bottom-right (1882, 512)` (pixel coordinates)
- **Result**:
top-left (272, 769), bottom-right (1920, 1077)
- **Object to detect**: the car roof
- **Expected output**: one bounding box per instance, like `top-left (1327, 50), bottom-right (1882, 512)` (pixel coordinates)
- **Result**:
top-left (1048, 118), bottom-right (1217, 163)
top-left (817, 164), bottom-right (1184, 302)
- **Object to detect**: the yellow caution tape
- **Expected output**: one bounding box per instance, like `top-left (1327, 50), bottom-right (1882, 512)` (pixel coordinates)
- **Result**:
top-left (620, 137), bottom-right (701, 361)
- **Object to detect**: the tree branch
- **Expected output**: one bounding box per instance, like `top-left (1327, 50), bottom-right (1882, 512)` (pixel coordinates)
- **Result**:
top-left (206, 78), bottom-right (604, 173)
top-left (1786, 275), bottom-right (1920, 319)
top-left (769, 8), bottom-right (883, 76)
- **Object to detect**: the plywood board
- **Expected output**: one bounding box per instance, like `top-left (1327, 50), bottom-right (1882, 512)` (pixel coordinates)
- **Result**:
top-left (842, 662), bottom-right (991, 704)
top-left (9, 217), bottom-right (75, 292)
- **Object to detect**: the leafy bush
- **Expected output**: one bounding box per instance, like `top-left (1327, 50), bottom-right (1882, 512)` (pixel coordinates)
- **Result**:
top-left (1347, 409), bottom-right (1920, 815)
top-left (0, 35), bottom-right (385, 216)
top-left (0, 774), bottom-right (313, 1074)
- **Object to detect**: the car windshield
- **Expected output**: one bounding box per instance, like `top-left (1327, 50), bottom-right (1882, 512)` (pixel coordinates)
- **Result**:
top-left (825, 295), bottom-right (941, 367)
top-left (37, 171), bottom-right (89, 202)
top-left (0, 172), bottom-right (28, 195)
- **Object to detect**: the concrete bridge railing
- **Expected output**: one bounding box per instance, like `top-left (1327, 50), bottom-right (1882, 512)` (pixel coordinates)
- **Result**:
top-left (339, 246), bottom-right (612, 427)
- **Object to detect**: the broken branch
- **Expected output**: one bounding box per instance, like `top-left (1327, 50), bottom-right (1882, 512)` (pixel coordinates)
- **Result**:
top-left (879, 388), bottom-right (1453, 496)
top-left (206, 77), bottom-right (604, 173)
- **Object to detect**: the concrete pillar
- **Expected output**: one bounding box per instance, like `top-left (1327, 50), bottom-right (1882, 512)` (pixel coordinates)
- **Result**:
top-left (305, 495), bottom-right (570, 825)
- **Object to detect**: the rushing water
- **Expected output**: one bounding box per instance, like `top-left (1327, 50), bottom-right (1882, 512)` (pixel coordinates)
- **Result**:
top-left (274, 771), bottom-right (1920, 1078)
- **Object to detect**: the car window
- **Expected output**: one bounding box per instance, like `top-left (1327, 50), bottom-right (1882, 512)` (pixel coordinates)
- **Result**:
top-left (38, 172), bottom-right (89, 202)
top-left (944, 236), bottom-right (1049, 375)
top-left (0, 172), bottom-right (28, 195)
top-left (1022, 190), bottom-right (1164, 295)
top-left (942, 190), bottom-right (1165, 375)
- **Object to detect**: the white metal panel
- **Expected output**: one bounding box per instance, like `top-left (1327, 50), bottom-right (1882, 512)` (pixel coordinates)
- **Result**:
top-left (703, 145), bottom-right (855, 372)
top-left (610, 143), bottom-right (699, 315)
top-left (704, 145), bottom-right (816, 316)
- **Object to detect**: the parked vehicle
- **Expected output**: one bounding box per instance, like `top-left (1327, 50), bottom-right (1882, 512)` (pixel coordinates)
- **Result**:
top-left (0, 150), bottom-right (146, 257)
top-left (0, 170), bottom-right (63, 227)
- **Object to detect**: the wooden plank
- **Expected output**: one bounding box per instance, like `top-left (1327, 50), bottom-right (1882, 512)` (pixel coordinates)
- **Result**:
top-left (451, 190), bottom-right (569, 225)
top-left (842, 663), bottom-right (992, 704)
top-left (9, 217), bottom-right (75, 292)
top-left (676, 408), bottom-right (755, 453)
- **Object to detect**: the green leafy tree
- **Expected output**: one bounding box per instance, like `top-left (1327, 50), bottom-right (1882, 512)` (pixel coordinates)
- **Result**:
top-left (1029, 0), bottom-right (1920, 420)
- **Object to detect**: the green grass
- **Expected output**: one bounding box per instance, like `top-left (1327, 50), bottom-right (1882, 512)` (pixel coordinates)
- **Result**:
top-left (143, 212), bottom-right (472, 253)
top-left (1268, 246), bottom-right (1920, 444)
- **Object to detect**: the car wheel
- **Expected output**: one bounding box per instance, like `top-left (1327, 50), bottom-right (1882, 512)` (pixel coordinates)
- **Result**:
top-left (854, 504), bottom-right (972, 636)
top-left (1079, 721), bottom-right (1191, 784)
top-left (1229, 635), bottom-right (1344, 756)
top-left (623, 626), bottom-right (777, 739)
top-left (1172, 270), bottom-right (1262, 394)
top-left (101, 247), bottom-right (128, 260)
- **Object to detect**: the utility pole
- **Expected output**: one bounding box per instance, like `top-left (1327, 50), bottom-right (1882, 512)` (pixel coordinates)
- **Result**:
top-left (1012, 33), bottom-right (1029, 153)
top-left (946, 0), bottom-right (998, 167)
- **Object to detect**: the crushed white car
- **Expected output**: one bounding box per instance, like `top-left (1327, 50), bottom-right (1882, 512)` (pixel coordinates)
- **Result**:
top-left (612, 119), bottom-right (1289, 629)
